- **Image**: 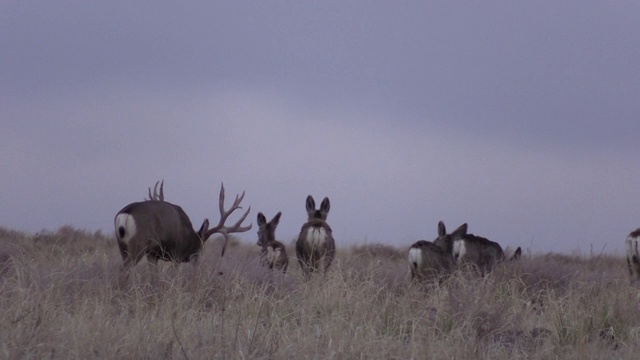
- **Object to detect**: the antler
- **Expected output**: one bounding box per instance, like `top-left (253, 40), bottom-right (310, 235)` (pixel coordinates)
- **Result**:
top-left (204, 182), bottom-right (252, 256)
top-left (146, 180), bottom-right (165, 201)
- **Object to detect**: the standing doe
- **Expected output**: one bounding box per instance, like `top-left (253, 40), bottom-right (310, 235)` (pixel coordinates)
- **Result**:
top-left (626, 228), bottom-right (640, 281)
top-left (114, 182), bottom-right (252, 270)
top-left (451, 224), bottom-right (521, 275)
top-left (408, 221), bottom-right (463, 282)
top-left (257, 212), bottom-right (289, 273)
top-left (296, 195), bottom-right (336, 277)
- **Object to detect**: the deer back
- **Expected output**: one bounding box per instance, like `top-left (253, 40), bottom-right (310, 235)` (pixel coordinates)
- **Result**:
top-left (454, 232), bottom-right (504, 272)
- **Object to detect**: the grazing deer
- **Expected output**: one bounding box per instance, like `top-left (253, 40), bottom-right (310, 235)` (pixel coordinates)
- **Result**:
top-left (408, 221), bottom-right (463, 281)
top-left (256, 212), bottom-right (289, 273)
top-left (296, 195), bottom-right (336, 277)
top-left (626, 228), bottom-right (640, 281)
top-left (114, 182), bottom-right (252, 270)
top-left (451, 224), bottom-right (520, 274)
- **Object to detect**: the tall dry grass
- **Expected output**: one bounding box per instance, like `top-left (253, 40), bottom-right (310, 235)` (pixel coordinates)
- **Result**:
top-left (1, 226), bottom-right (639, 359)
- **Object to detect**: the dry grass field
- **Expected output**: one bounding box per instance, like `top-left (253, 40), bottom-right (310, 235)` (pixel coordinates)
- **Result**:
top-left (1, 225), bottom-right (639, 359)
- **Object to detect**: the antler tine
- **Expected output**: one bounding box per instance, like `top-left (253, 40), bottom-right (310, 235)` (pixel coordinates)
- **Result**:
top-left (206, 182), bottom-right (253, 257)
top-left (227, 204), bottom-right (252, 232)
top-left (157, 180), bottom-right (164, 201)
top-left (146, 181), bottom-right (159, 200)
top-left (218, 182), bottom-right (226, 220)
top-left (146, 180), bottom-right (165, 201)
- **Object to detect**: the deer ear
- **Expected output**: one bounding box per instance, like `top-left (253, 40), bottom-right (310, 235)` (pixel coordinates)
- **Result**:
top-left (257, 212), bottom-right (267, 226)
top-left (271, 211), bottom-right (282, 226)
top-left (438, 221), bottom-right (446, 237)
top-left (320, 197), bottom-right (330, 214)
top-left (306, 195), bottom-right (315, 212)
top-left (451, 223), bottom-right (468, 239)
top-left (512, 247), bottom-right (522, 260)
top-left (199, 219), bottom-right (210, 240)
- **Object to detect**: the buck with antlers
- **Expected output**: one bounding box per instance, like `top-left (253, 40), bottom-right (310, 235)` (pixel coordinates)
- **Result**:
top-left (256, 211), bottom-right (289, 273)
top-left (114, 182), bottom-right (252, 269)
top-left (296, 195), bottom-right (336, 277)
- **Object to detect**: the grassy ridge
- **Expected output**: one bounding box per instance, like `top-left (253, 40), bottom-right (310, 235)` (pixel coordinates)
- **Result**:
top-left (1, 226), bottom-right (639, 359)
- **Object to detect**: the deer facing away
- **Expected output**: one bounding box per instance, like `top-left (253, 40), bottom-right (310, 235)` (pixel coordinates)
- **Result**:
top-left (256, 211), bottom-right (289, 273)
top-left (296, 195), bottom-right (336, 277)
top-left (408, 221), bottom-right (464, 281)
top-left (451, 223), bottom-right (521, 274)
top-left (114, 182), bottom-right (251, 269)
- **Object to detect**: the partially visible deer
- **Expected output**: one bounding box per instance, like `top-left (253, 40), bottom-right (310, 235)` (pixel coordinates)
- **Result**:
top-left (114, 182), bottom-right (252, 270)
top-left (256, 211), bottom-right (289, 273)
top-left (626, 228), bottom-right (640, 281)
top-left (296, 195), bottom-right (336, 277)
top-left (451, 224), bottom-right (521, 274)
top-left (408, 221), bottom-right (463, 282)
top-left (510, 246), bottom-right (522, 261)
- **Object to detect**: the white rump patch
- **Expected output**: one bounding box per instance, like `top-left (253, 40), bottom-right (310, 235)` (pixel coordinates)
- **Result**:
top-left (266, 246), bottom-right (281, 264)
top-left (305, 227), bottom-right (327, 249)
top-left (627, 235), bottom-right (640, 261)
top-left (114, 213), bottom-right (137, 245)
top-left (453, 239), bottom-right (466, 261)
top-left (408, 247), bottom-right (422, 268)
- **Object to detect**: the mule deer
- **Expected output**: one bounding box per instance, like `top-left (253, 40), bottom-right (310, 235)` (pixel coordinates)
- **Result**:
top-left (257, 212), bottom-right (289, 273)
top-left (451, 224), bottom-right (520, 274)
top-left (114, 182), bottom-right (252, 269)
top-left (408, 221), bottom-right (463, 281)
top-left (296, 195), bottom-right (336, 277)
top-left (626, 228), bottom-right (640, 280)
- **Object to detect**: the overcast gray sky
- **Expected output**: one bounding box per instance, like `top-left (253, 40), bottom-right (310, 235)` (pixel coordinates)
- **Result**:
top-left (2, 1), bottom-right (638, 255)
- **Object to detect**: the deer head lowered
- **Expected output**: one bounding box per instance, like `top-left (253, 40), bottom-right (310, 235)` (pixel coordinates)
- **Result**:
top-left (114, 182), bottom-right (252, 269)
